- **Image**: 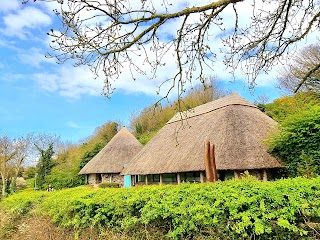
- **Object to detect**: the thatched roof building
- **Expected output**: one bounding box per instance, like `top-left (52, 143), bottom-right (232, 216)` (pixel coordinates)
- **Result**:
top-left (121, 93), bottom-right (282, 181)
top-left (79, 127), bottom-right (143, 185)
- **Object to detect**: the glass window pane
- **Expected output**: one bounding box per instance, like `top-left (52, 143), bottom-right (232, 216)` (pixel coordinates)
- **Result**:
top-left (182, 172), bottom-right (200, 182)
top-left (153, 174), bottom-right (160, 182)
top-left (139, 175), bottom-right (146, 182)
top-left (163, 173), bottom-right (177, 182)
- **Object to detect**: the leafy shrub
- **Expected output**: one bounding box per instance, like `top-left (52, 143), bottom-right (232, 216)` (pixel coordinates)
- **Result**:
top-left (268, 106), bottom-right (320, 177)
top-left (45, 167), bottom-right (84, 190)
top-left (98, 182), bottom-right (120, 188)
top-left (1, 178), bottom-right (320, 239)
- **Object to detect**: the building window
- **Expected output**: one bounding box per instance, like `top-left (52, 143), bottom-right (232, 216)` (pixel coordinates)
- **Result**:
top-left (163, 173), bottom-right (177, 183)
top-left (153, 174), bottom-right (160, 182)
top-left (97, 173), bottom-right (102, 183)
top-left (181, 172), bottom-right (200, 182)
top-left (217, 170), bottom-right (234, 181)
top-left (147, 174), bottom-right (160, 183)
top-left (138, 175), bottom-right (146, 182)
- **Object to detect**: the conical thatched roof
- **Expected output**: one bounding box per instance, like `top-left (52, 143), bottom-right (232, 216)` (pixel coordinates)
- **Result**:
top-left (79, 127), bottom-right (143, 174)
top-left (121, 93), bottom-right (282, 175)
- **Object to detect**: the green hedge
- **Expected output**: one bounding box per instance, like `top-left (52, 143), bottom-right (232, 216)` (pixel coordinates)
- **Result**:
top-left (1, 177), bottom-right (320, 239)
top-left (98, 182), bottom-right (120, 188)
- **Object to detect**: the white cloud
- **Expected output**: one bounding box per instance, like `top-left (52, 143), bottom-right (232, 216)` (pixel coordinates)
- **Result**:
top-left (33, 73), bottom-right (59, 92)
top-left (18, 47), bottom-right (55, 67)
top-left (0, 38), bottom-right (19, 50)
top-left (0, 72), bottom-right (26, 83)
top-left (32, 62), bottom-right (170, 99)
top-left (2, 6), bottom-right (52, 39)
top-left (31, 33), bottom-right (278, 99)
top-left (0, 0), bottom-right (20, 13)
top-left (33, 65), bottom-right (103, 99)
top-left (66, 121), bottom-right (81, 129)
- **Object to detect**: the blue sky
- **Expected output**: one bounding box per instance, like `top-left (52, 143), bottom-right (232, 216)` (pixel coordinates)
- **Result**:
top-left (0, 1), bottom-right (306, 143)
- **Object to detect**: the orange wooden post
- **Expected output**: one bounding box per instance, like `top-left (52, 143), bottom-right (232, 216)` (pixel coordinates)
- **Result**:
top-left (204, 141), bottom-right (213, 182)
top-left (210, 143), bottom-right (218, 182)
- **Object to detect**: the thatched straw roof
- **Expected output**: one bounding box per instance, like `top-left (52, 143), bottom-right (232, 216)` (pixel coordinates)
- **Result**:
top-left (121, 93), bottom-right (282, 175)
top-left (79, 127), bottom-right (143, 174)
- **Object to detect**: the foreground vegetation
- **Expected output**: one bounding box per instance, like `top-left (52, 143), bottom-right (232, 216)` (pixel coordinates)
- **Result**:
top-left (1, 177), bottom-right (320, 239)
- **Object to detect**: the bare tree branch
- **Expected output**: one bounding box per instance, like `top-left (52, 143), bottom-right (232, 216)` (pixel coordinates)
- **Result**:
top-left (277, 41), bottom-right (320, 93)
top-left (294, 62), bottom-right (320, 92)
top-left (24, 0), bottom-right (320, 99)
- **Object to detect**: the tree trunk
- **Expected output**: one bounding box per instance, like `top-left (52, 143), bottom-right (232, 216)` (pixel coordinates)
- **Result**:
top-left (1, 171), bottom-right (6, 197)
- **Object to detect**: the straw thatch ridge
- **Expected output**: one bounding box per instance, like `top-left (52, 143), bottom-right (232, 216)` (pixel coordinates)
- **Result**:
top-left (121, 93), bottom-right (282, 175)
top-left (79, 127), bottom-right (143, 174)
top-left (167, 93), bottom-right (257, 124)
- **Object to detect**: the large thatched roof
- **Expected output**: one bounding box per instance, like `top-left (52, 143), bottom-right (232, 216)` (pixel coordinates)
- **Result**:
top-left (79, 127), bottom-right (143, 174)
top-left (121, 93), bottom-right (282, 175)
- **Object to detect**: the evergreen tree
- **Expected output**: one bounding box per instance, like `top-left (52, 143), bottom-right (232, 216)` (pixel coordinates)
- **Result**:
top-left (35, 143), bottom-right (55, 188)
top-left (79, 143), bottom-right (104, 170)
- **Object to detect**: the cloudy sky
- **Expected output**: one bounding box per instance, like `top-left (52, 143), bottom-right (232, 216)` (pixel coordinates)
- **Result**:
top-left (0, 0), bottom-right (311, 143)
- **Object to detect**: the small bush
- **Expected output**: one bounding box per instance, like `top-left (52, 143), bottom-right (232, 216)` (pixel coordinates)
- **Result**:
top-left (98, 182), bottom-right (120, 188)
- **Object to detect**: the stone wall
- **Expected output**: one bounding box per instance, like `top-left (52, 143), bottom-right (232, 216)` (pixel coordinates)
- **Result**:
top-left (87, 174), bottom-right (98, 185)
top-left (101, 173), bottom-right (124, 186)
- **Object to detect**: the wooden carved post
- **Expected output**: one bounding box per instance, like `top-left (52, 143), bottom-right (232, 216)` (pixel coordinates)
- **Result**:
top-left (204, 141), bottom-right (213, 182)
top-left (210, 143), bottom-right (218, 182)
